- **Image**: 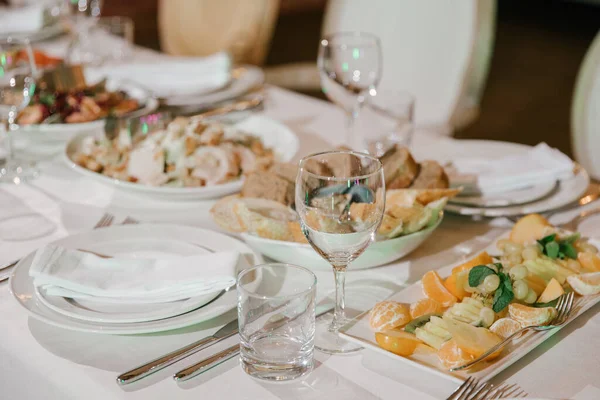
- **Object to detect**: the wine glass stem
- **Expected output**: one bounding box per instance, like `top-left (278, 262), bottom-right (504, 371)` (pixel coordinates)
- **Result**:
top-left (330, 266), bottom-right (347, 332)
top-left (2, 119), bottom-right (13, 163)
top-left (346, 98), bottom-right (364, 150)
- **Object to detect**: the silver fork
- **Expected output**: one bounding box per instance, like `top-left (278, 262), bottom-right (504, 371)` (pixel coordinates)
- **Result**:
top-left (447, 377), bottom-right (481, 400)
top-left (94, 213), bottom-right (115, 228)
top-left (450, 292), bottom-right (575, 371)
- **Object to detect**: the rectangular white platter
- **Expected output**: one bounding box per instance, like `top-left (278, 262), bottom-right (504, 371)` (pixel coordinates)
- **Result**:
top-left (340, 230), bottom-right (600, 383)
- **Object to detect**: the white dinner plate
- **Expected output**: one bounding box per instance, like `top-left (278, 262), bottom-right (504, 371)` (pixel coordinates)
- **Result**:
top-left (163, 65), bottom-right (264, 107)
top-left (33, 238), bottom-right (226, 324)
top-left (415, 140), bottom-right (590, 217)
top-left (0, 21), bottom-right (67, 43)
top-left (9, 224), bottom-right (264, 334)
top-left (340, 231), bottom-right (600, 383)
top-left (63, 115), bottom-right (299, 200)
top-left (449, 180), bottom-right (558, 208)
top-left (20, 78), bottom-right (159, 143)
top-left (242, 211), bottom-right (443, 270)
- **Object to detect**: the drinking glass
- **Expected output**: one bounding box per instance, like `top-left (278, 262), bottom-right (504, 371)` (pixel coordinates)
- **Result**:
top-left (64, 0), bottom-right (103, 65)
top-left (238, 263), bottom-right (316, 381)
top-left (360, 90), bottom-right (415, 157)
top-left (318, 32), bottom-right (382, 151)
top-left (0, 37), bottom-right (38, 184)
top-left (295, 151), bottom-right (385, 353)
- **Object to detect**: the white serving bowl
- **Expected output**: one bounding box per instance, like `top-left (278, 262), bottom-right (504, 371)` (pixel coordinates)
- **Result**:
top-left (241, 211), bottom-right (443, 270)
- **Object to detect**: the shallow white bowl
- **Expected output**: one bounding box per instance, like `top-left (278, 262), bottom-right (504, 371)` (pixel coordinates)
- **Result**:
top-left (241, 211), bottom-right (444, 270)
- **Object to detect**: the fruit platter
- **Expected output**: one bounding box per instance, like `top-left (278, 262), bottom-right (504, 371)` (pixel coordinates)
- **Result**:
top-left (340, 214), bottom-right (600, 381)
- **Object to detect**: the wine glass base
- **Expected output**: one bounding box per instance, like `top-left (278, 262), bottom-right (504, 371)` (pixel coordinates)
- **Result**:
top-left (314, 314), bottom-right (363, 354)
top-left (0, 161), bottom-right (39, 184)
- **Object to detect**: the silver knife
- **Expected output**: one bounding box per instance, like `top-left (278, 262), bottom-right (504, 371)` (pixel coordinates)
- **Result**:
top-left (173, 305), bottom-right (334, 382)
top-left (116, 318), bottom-right (239, 385)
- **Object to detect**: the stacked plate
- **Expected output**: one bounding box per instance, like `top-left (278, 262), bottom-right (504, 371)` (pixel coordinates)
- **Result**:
top-left (9, 224), bottom-right (263, 334)
top-left (441, 141), bottom-right (590, 217)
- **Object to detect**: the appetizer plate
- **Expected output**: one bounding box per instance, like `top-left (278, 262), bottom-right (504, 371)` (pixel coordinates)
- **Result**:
top-left (20, 78), bottom-right (159, 143)
top-left (164, 65), bottom-right (265, 107)
top-left (9, 224), bottom-right (264, 334)
top-left (64, 115), bottom-right (299, 200)
top-left (242, 211), bottom-right (444, 270)
top-left (339, 231), bottom-right (600, 383)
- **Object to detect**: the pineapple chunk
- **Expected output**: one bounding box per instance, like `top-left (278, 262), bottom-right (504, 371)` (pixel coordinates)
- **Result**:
top-left (415, 327), bottom-right (447, 350)
top-left (537, 278), bottom-right (564, 303)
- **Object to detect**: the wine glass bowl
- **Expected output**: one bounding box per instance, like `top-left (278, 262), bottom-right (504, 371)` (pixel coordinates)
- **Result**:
top-left (318, 32), bottom-right (382, 150)
top-left (0, 37), bottom-right (38, 184)
top-left (295, 151), bottom-right (385, 353)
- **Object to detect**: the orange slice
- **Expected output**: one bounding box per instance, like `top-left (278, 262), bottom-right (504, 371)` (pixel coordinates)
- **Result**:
top-left (410, 298), bottom-right (443, 319)
top-left (369, 301), bottom-right (411, 331)
top-left (577, 253), bottom-right (600, 272)
top-left (567, 272), bottom-right (600, 295)
top-left (509, 214), bottom-right (551, 244)
top-left (437, 339), bottom-right (476, 369)
top-left (375, 330), bottom-right (421, 357)
top-left (444, 270), bottom-right (469, 300)
top-left (489, 318), bottom-right (522, 339)
top-left (422, 271), bottom-right (458, 307)
top-left (451, 251), bottom-right (494, 276)
top-left (508, 303), bottom-right (557, 326)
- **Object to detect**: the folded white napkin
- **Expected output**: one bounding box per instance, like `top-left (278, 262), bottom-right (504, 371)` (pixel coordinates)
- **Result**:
top-left (449, 143), bottom-right (574, 195)
top-left (29, 244), bottom-right (238, 303)
top-left (84, 52), bottom-right (231, 97)
top-left (0, 4), bottom-right (45, 34)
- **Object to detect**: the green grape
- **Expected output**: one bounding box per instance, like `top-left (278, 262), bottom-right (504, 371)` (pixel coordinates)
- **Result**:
top-left (522, 246), bottom-right (539, 261)
top-left (513, 279), bottom-right (529, 300)
top-left (497, 238), bottom-right (511, 251)
top-left (479, 307), bottom-right (495, 328)
top-left (510, 265), bottom-right (528, 281)
top-left (524, 288), bottom-right (537, 304)
top-left (483, 274), bottom-right (500, 292)
top-left (506, 242), bottom-right (524, 254)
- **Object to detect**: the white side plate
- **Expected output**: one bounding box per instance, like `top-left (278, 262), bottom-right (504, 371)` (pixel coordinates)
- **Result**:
top-left (9, 224), bottom-right (264, 334)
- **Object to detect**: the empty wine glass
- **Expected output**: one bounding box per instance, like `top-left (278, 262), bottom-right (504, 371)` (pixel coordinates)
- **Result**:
top-left (0, 37), bottom-right (38, 184)
top-left (65, 0), bottom-right (104, 65)
top-left (295, 151), bottom-right (385, 353)
top-left (318, 32), bottom-right (382, 151)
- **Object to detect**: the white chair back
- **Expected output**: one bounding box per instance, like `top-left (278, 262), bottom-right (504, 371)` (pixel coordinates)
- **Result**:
top-left (321, 0), bottom-right (496, 134)
top-left (572, 30), bottom-right (600, 180)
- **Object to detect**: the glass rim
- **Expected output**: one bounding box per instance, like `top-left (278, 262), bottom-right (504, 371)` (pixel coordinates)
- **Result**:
top-left (321, 31), bottom-right (381, 47)
top-left (237, 263), bottom-right (317, 300)
top-left (298, 150), bottom-right (383, 181)
top-left (0, 36), bottom-right (31, 45)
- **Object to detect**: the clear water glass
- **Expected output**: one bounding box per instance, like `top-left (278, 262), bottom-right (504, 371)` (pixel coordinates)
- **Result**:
top-left (0, 37), bottom-right (38, 184)
top-left (318, 32), bottom-right (382, 151)
top-left (295, 151), bottom-right (385, 353)
top-left (64, 0), bottom-right (104, 65)
top-left (360, 90), bottom-right (415, 157)
top-left (238, 263), bottom-right (317, 381)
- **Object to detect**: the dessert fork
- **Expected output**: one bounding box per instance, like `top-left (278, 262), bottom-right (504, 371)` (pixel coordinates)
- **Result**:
top-left (450, 292), bottom-right (575, 371)
top-left (448, 377), bottom-right (528, 400)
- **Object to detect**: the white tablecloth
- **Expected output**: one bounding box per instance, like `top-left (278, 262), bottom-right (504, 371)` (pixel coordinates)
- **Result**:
top-left (0, 39), bottom-right (599, 400)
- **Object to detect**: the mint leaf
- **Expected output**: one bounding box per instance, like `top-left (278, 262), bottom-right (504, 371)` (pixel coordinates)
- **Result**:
top-left (533, 298), bottom-right (559, 308)
top-left (492, 274), bottom-right (514, 313)
top-left (537, 234), bottom-right (556, 246)
top-left (468, 265), bottom-right (496, 287)
top-left (563, 233), bottom-right (581, 244)
top-left (545, 241), bottom-right (560, 259)
top-left (561, 243), bottom-right (578, 259)
top-left (491, 273), bottom-right (513, 313)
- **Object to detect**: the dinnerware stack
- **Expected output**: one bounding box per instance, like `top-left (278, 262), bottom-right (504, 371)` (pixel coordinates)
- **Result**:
top-left (444, 142), bottom-right (590, 217)
top-left (9, 224), bottom-right (263, 334)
